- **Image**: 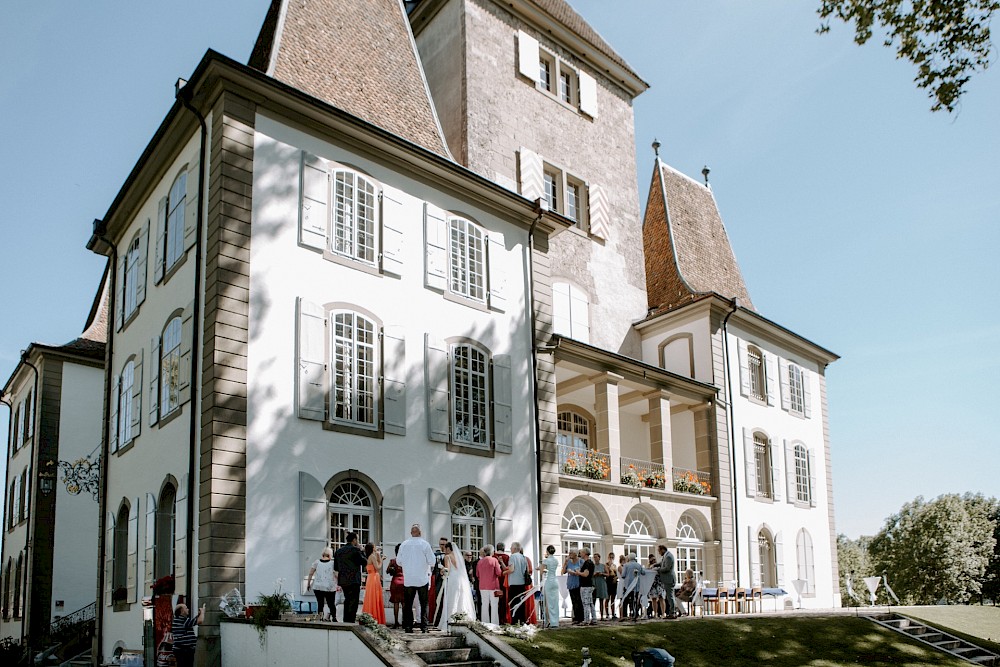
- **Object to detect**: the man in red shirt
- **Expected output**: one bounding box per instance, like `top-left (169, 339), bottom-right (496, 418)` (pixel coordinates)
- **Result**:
top-left (475, 545), bottom-right (503, 624)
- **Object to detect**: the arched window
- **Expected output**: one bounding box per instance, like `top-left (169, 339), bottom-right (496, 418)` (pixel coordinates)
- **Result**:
top-left (118, 359), bottom-right (135, 449)
top-left (794, 444), bottom-right (811, 504)
top-left (754, 432), bottom-right (773, 499)
top-left (332, 169), bottom-right (378, 264)
top-left (796, 529), bottom-right (815, 595)
top-left (757, 530), bottom-right (777, 588)
top-left (451, 343), bottom-right (489, 447)
top-left (561, 503), bottom-right (602, 556)
top-left (747, 345), bottom-right (766, 401)
top-left (113, 501), bottom-right (130, 595)
top-left (676, 515), bottom-right (703, 577)
top-left (331, 311), bottom-right (378, 427)
top-left (160, 317), bottom-right (183, 418)
top-left (624, 507), bottom-right (657, 560)
top-left (451, 495), bottom-right (488, 553)
top-left (449, 218), bottom-right (486, 302)
top-left (329, 481), bottom-right (376, 548)
top-left (552, 282), bottom-right (590, 343)
top-left (155, 484), bottom-right (176, 579)
top-left (165, 171), bottom-right (187, 270)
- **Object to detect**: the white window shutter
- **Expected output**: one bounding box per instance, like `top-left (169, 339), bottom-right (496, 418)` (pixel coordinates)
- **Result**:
top-left (136, 220), bottom-right (149, 307)
top-left (144, 493), bottom-right (155, 592)
top-left (784, 440), bottom-right (795, 504)
top-left (518, 147), bottom-right (544, 202)
top-left (487, 232), bottom-right (507, 312)
top-left (149, 336), bottom-right (160, 426)
top-left (552, 283), bottom-right (570, 336)
top-left (802, 370), bottom-right (812, 419)
top-left (155, 197), bottom-right (167, 284)
top-left (295, 297), bottom-right (327, 420)
top-left (578, 70), bottom-right (598, 118)
top-left (425, 334), bottom-right (450, 442)
top-left (127, 499), bottom-right (138, 603)
top-left (778, 358), bottom-right (791, 411)
top-left (493, 354), bottom-right (513, 454)
top-left (382, 325), bottom-right (406, 435)
top-left (748, 526), bottom-right (760, 587)
top-left (588, 183), bottom-right (609, 240)
top-left (769, 439), bottom-right (782, 502)
top-left (109, 375), bottom-right (120, 452)
top-left (424, 203), bottom-right (448, 291)
top-left (737, 339), bottom-right (750, 397)
top-left (105, 512), bottom-right (115, 606)
top-left (743, 428), bottom-right (756, 498)
top-left (131, 350), bottom-right (143, 440)
top-left (517, 30), bottom-right (540, 82)
top-left (807, 448), bottom-right (817, 507)
top-left (183, 155), bottom-right (200, 251)
top-left (764, 352), bottom-right (778, 406)
top-left (300, 152), bottom-right (329, 252)
top-left (381, 185), bottom-right (407, 277)
top-left (175, 475), bottom-right (187, 587)
top-left (774, 532), bottom-right (784, 587)
top-left (115, 254), bottom-right (126, 332)
top-left (26, 393), bottom-right (33, 439)
top-left (178, 300), bottom-right (194, 406)
top-left (570, 285), bottom-right (590, 343)
top-left (299, 473), bottom-right (328, 595)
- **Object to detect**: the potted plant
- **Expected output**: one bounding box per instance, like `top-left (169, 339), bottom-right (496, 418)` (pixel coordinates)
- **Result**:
top-left (251, 580), bottom-right (293, 646)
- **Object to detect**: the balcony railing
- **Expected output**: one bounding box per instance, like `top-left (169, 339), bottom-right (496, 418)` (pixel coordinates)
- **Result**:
top-left (558, 444), bottom-right (611, 481)
top-left (620, 457), bottom-right (666, 489)
top-left (672, 467), bottom-right (712, 496)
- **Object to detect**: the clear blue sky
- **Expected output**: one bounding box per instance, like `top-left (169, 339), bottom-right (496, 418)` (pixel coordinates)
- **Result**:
top-left (1, 1), bottom-right (997, 538)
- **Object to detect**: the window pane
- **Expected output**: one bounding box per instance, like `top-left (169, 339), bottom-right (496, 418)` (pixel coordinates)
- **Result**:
top-left (160, 318), bottom-right (183, 417)
top-left (566, 182), bottom-right (579, 222)
top-left (166, 173), bottom-right (186, 269)
top-left (559, 71), bottom-right (572, 102)
top-left (452, 345), bottom-right (489, 446)
top-left (748, 347), bottom-right (766, 401)
top-left (332, 312), bottom-right (377, 426)
top-left (544, 172), bottom-right (558, 212)
top-left (754, 433), bottom-right (772, 499)
top-left (119, 361), bottom-right (134, 446)
top-left (449, 219), bottom-right (485, 302)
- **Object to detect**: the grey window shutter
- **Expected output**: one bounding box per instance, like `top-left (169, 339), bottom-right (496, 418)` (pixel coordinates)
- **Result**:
top-left (296, 297), bottom-right (327, 421)
top-left (149, 336), bottom-right (160, 426)
top-left (743, 428), bottom-right (756, 498)
top-left (174, 475), bottom-right (187, 586)
top-left (26, 392), bottom-right (33, 439)
top-left (115, 255), bottom-right (126, 331)
top-left (178, 301), bottom-right (194, 406)
top-left (487, 232), bottom-right (507, 312)
top-left (105, 512), bottom-right (115, 605)
top-left (380, 185), bottom-right (407, 277)
top-left (517, 147), bottom-right (543, 202)
top-left (300, 152), bottom-right (329, 252)
top-left (578, 71), bottom-right (599, 118)
top-left (183, 154), bottom-right (200, 252)
top-left (764, 352), bottom-right (778, 406)
top-left (737, 339), bottom-right (750, 397)
top-left (778, 358), bottom-right (790, 411)
top-left (136, 220), bottom-right (149, 307)
top-left (429, 489), bottom-right (451, 545)
top-left (425, 334), bottom-right (450, 442)
top-left (109, 375), bottom-right (120, 452)
top-left (774, 532), bottom-right (784, 587)
top-left (382, 485), bottom-right (406, 555)
top-left (382, 325), bottom-right (406, 435)
top-left (144, 493), bottom-right (155, 592)
top-left (784, 440), bottom-right (795, 504)
top-left (748, 525), bottom-right (760, 587)
top-left (492, 354), bottom-right (513, 453)
top-left (769, 439), bottom-right (782, 502)
top-left (131, 350), bottom-right (143, 440)
top-left (807, 449), bottom-right (817, 508)
top-left (154, 197), bottom-right (167, 284)
top-left (802, 370), bottom-right (812, 419)
top-left (424, 203), bottom-right (448, 291)
top-left (127, 499), bottom-right (139, 603)
top-left (517, 30), bottom-right (539, 82)
top-left (588, 183), bottom-right (609, 240)
top-left (299, 472), bottom-right (328, 594)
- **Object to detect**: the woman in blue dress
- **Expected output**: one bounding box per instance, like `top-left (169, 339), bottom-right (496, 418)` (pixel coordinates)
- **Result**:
top-left (540, 545), bottom-right (561, 628)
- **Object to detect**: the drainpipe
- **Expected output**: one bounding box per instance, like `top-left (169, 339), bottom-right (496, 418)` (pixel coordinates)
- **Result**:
top-left (178, 84), bottom-right (207, 609)
top-left (20, 352), bottom-right (40, 651)
top-left (526, 205), bottom-right (545, 564)
top-left (720, 298), bottom-right (740, 585)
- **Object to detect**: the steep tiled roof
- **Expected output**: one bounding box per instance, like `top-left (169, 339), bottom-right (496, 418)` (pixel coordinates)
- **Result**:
top-left (643, 161), bottom-right (753, 313)
top-left (249, 0), bottom-right (450, 158)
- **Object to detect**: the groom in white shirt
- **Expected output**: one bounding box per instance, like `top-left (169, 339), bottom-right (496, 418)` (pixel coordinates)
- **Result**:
top-left (397, 523), bottom-right (436, 633)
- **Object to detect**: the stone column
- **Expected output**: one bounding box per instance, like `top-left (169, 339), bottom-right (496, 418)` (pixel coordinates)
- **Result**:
top-left (594, 372), bottom-right (623, 484)
top-left (646, 390), bottom-right (673, 488)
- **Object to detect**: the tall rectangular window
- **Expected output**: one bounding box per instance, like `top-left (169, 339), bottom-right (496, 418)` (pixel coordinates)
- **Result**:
top-left (160, 318), bottom-right (182, 418)
top-left (332, 170), bottom-right (377, 265)
top-left (119, 361), bottom-right (135, 447)
top-left (748, 346), bottom-right (766, 402)
top-left (788, 364), bottom-right (805, 414)
top-left (124, 237), bottom-right (140, 320)
top-left (332, 312), bottom-right (377, 427)
top-left (794, 444), bottom-right (811, 503)
top-left (452, 344), bottom-right (489, 447)
top-left (539, 56), bottom-right (553, 92)
top-left (543, 171), bottom-right (559, 212)
top-left (165, 173), bottom-right (186, 270)
top-left (449, 218), bottom-right (486, 302)
top-left (754, 433), bottom-right (772, 499)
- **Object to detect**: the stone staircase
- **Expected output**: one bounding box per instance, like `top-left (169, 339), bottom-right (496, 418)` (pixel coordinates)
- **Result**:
top-left (868, 613), bottom-right (1000, 666)
top-left (402, 632), bottom-right (497, 667)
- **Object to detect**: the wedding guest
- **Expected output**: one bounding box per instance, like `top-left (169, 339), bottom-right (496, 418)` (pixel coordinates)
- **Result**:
top-left (494, 542), bottom-right (511, 623)
top-left (618, 554), bottom-right (628, 619)
top-left (593, 552), bottom-right (609, 619)
top-left (430, 536), bottom-right (448, 625)
top-left (471, 549), bottom-right (483, 619)
top-left (579, 547), bottom-right (596, 625)
top-left (604, 551), bottom-right (618, 620)
top-left (505, 542), bottom-right (532, 625)
top-left (657, 544), bottom-right (677, 619)
top-left (334, 533), bottom-right (367, 623)
top-left (397, 524), bottom-right (436, 633)
top-left (361, 543), bottom-right (385, 624)
top-left (540, 545), bottom-right (560, 628)
top-left (647, 553), bottom-right (665, 618)
top-left (476, 545), bottom-right (503, 624)
top-left (562, 549), bottom-right (583, 624)
top-left (620, 552), bottom-right (645, 621)
top-left (676, 568), bottom-right (697, 616)
top-left (306, 546), bottom-right (337, 621)
top-left (387, 544), bottom-right (406, 628)
top-left (171, 602), bottom-right (205, 667)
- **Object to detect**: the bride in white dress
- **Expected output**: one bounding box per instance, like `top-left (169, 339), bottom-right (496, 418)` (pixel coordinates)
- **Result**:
top-left (437, 542), bottom-right (476, 630)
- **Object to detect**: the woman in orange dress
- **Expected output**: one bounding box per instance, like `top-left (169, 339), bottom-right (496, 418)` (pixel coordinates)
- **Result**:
top-left (361, 542), bottom-right (386, 624)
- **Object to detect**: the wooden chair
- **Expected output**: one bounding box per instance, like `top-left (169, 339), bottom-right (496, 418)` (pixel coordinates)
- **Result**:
top-left (733, 587), bottom-right (747, 613)
top-left (710, 587), bottom-right (729, 615)
top-left (749, 587), bottom-right (763, 613)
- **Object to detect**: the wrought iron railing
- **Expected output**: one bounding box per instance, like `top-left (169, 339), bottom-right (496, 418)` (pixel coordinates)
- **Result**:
top-left (672, 467), bottom-right (712, 496)
top-left (49, 601), bottom-right (96, 638)
top-left (557, 444), bottom-right (611, 481)
top-left (619, 457), bottom-right (666, 489)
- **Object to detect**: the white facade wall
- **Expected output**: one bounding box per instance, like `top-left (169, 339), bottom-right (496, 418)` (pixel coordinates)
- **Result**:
top-left (2, 373), bottom-right (32, 639)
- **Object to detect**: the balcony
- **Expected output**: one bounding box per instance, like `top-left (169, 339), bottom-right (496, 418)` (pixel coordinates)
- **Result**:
top-left (619, 457), bottom-right (666, 489)
top-left (558, 444), bottom-right (610, 481)
top-left (671, 467), bottom-right (712, 496)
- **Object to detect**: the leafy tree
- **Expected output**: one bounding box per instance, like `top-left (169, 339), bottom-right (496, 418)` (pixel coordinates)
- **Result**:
top-left (837, 534), bottom-right (873, 606)
top-left (869, 493), bottom-right (996, 604)
top-left (817, 0), bottom-right (999, 112)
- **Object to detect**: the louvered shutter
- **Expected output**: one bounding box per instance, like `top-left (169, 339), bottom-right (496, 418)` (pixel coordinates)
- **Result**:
top-left (518, 148), bottom-right (543, 202)
top-left (175, 476), bottom-right (187, 587)
top-left (588, 183), bottom-right (609, 240)
top-left (774, 532), bottom-right (784, 588)
top-left (737, 339), bottom-right (750, 397)
top-left (769, 439), bottom-right (782, 502)
top-left (381, 185), bottom-right (407, 277)
top-left (784, 440), bottom-right (796, 504)
top-left (742, 428), bottom-right (756, 498)
top-left (149, 336), bottom-right (160, 426)
top-left (109, 375), bottom-right (120, 452)
top-left (299, 473), bottom-right (328, 595)
top-left (487, 232), bottom-right (507, 312)
top-left (492, 354), bottom-right (512, 454)
top-left (807, 449), bottom-right (817, 508)
top-left (778, 358), bottom-right (790, 411)
top-left (382, 485), bottom-right (406, 557)
top-left (178, 301), bottom-right (194, 406)
top-left (517, 30), bottom-right (539, 82)
top-left (424, 203), bottom-right (448, 291)
top-left (425, 335), bottom-right (450, 442)
top-left (135, 221), bottom-right (149, 308)
top-left (145, 493), bottom-right (155, 593)
top-left (183, 155), bottom-right (200, 251)
top-left (764, 352), bottom-right (778, 406)
top-left (155, 197), bottom-right (167, 284)
top-left (25, 392), bottom-right (33, 439)
top-left (105, 512), bottom-right (115, 605)
top-left (578, 71), bottom-right (598, 118)
top-left (115, 254), bottom-right (126, 331)
top-left (748, 526), bottom-right (759, 587)
top-left (552, 283), bottom-right (570, 336)
top-left (300, 152), bottom-right (329, 251)
top-left (131, 350), bottom-right (143, 439)
top-left (382, 325), bottom-right (406, 435)
top-left (296, 297), bottom-right (327, 421)
top-left (127, 499), bottom-right (138, 603)
top-left (429, 489), bottom-right (451, 546)
top-left (802, 369), bottom-right (812, 419)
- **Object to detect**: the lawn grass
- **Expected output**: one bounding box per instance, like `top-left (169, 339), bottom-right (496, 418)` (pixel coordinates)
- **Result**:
top-left (900, 605), bottom-right (1000, 653)
top-left (499, 616), bottom-right (972, 667)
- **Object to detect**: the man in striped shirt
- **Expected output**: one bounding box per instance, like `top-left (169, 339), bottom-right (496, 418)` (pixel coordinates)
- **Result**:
top-left (172, 602), bottom-right (205, 667)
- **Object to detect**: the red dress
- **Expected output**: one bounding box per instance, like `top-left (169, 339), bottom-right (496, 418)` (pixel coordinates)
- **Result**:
top-left (362, 562), bottom-right (386, 624)
top-left (388, 559), bottom-right (405, 603)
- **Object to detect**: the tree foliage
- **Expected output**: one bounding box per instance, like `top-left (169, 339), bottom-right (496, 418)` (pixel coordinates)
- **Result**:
top-left (817, 0), bottom-right (999, 112)
top-left (837, 534), bottom-right (876, 605)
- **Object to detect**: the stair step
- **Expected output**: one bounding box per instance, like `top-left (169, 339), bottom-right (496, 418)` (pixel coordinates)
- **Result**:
top-left (415, 647), bottom-right (478, 663)
top-left (422, 662), bottom-right (494, 667)
top-left (934, 640), bottom-right (962, 650)
top-left (404, 635), bottom-right (467, 651)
